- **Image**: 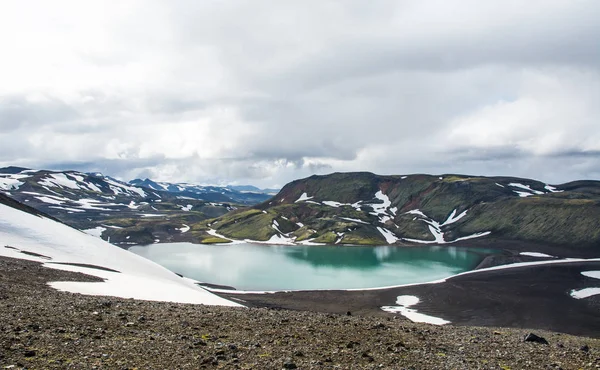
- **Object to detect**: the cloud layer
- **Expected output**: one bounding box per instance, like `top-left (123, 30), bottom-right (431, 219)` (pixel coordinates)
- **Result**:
top-left (1, 0), bottom-right (599, 187)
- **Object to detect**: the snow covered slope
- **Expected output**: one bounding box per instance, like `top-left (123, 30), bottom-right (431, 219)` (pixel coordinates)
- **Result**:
top-left (0, 200), bottom-right (240, 306)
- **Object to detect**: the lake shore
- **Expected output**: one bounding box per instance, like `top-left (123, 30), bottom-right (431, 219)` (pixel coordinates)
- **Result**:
top-left (1, 255), bottom-right (599, 369)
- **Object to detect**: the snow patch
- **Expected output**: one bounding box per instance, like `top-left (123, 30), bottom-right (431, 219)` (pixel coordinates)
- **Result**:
top-left (34, 196), bottom-right (65, 205)
top-left (39, 173), bottom-right (82, 190)
top-left (83, 226), bottom-right (107, 238)
top-left (377, 227), bottom-right (399, 244)
top-left (322, 201), bottom-right (345, 208)
top-left (520, 252), bottom-right (555, 258)
top-left (582, 271), bottom-right (600, 280)
top-left (544, 184), bottom-right (563, 193)
top-left (570, 288), bottom-right (600, 299)
top-left (381, 295), bottom-right (450, 325)
top-left (0, 176), bottom-right (24, 190)
top-left (441, 209), bottom-right (467, 226)
top-left (295, 193), bottom-right (313, 203)
top-left (178, 224), bottom-right (190, 233)
top-left (127, 201), bottom-right (140, 209)
top-left (0, 203), bottom-right (238, 306)
top-left (339, 217), bottom-right (369, 225)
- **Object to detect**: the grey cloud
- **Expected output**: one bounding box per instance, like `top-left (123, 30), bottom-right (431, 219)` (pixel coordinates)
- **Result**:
top-left (0, 1), bottom-right (599, 187)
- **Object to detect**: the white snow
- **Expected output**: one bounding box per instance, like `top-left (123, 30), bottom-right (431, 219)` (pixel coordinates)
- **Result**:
top-left (49, 206), bottom-right (86, 213)
top-left (405, 209), bottom-right (428, 218)
top-left (377, 227), bottom-right (399, 244)
top-left (83, 226), bottom-right (106, 238)
top-left (295, 193), bottom-right (313, 203)
top-left (322, 201), bottom-right (345, 207)
top-left (370, 191), bottom-right (391, 215)
top-left (401, 176), bottom-right (408, 179)
top-left (181, 204), bottom-right (193, 212)
top-left (127, 201), bottom-right (140, 209)
top-left (582, 271), bottom-right (600, 280)
top-left (381, 295), bottom-right (450, 325)
top-left (514, 191), bottom-right (534, 198)
top-left (206, 229), bottom-right (236, 243)
top-left (305, 200), bottom-right (321, 205)
top-left (509, 183), bottom-right (545, 195)
top-left (39, 173), bottom-right (82, 190)
top-left (296, 222), bottom-right (305, 228)
top-left (34, 196), bottom-right (65, 205)
top-left (520, 252), bottom-right (555, 258)
top-left (0, 177), bottom-right (24, 190)
top-left (571, 271), bottom-right (600, 299)
top-left (265, 234), bottom-right (295, 245)
top-left (77, 199), bottom-right (113, 211)
top-left (339, 217), bottom-right (369, 224)
top-left (403, 208), bottom-right (489, 244)
top-left (570, 288), bottom-right (600, 299)
top-left (544, 184), bottom-right (563, 193)
top-left (103, 178), bottom-right (147, 197)
top-left (0, 203), bottom-right (238, 306)
top-left (178, 224), bottom-right (190, 233)
top-left (495, 183), bottom-right (505, 188)
top-left (395, 295), bottom-right (420, 306)
top-left (271, 220), bottom-right (285, 235)
top-left (451, 231), bottom-right (491, 242)
top-left (140, 214), bottom-right (167, 217)
top-left (441, 209), bottom-right (468, 226)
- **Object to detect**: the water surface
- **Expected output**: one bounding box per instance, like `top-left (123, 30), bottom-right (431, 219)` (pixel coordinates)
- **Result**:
top-left (129, 243), bottom-right (493, 291)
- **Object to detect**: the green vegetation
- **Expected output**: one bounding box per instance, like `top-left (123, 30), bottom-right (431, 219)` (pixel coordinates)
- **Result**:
top-left (206, 172), bottom-right (600, 249)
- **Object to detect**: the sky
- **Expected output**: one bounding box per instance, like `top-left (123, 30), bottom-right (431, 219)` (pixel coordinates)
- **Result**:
top-left (0, 1), bottom-right (599, 188)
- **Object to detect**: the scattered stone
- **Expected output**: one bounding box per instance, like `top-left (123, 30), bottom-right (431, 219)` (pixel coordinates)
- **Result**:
top-left (580, 344), bottom-right (590, 352)
top-left (283, 359), bottom-right (297, 369)
top-left (524, 333), bottom-right (549, 345)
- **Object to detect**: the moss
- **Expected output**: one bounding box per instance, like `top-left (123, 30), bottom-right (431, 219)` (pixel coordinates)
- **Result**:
top-left (200, 236), bottom-right (231, 244)
top-left (312, 231), bottom-right (338, 244)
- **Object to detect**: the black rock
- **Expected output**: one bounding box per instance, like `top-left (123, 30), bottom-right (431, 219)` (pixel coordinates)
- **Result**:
top-left (524, 333), bottom-right (549, 345)
top-left (23, 349), bottom-right (36, 357)
top-left (580, 344), bottom-right (590, 352)
top-left (283, 360), bottom-right (297, 369)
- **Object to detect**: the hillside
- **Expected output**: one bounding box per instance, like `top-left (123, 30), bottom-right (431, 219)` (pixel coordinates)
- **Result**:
top-left (208, 172), bottom-right (600, 250)
top-left (0, 192), bottom-right (237, 306)
top-left (0, 167), bottom-right (272, 246)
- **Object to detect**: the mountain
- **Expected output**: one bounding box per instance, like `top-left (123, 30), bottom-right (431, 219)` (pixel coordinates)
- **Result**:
top-left (0, 191), bottom-right (238, 306)
top-left (207, 172), bottom-right (600, 251)
top-left (0, 168), bottom-right (246, 246)
top-left (226, 184), bottom-right (280, 195)
top-left (129, 178), bottom-right (274, 204)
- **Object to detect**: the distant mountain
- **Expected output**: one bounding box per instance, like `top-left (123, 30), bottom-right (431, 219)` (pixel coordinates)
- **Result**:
top-left (129, 178), bottom-right (274, 204)
top-left (0, 167), bottom-right (250, 246)
top-left (226, 185), bottom-right (280, 195)
top-left (208, 172), bottom-right (600, 250)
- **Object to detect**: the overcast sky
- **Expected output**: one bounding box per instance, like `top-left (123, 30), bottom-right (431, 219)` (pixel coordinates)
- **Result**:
top-left (1, 1), bottom-right (599, 187)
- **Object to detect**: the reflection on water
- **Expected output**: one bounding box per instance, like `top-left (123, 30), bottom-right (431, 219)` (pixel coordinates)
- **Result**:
top-left (129, 243), bottom-right (495, 291)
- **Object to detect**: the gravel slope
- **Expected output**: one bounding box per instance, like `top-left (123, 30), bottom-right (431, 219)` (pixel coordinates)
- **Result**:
top-left (1, 256), bottom-right (599, 369)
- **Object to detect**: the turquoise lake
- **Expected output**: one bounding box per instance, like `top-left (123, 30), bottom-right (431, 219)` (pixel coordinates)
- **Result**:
top-left (129, 243), bottom-right (494, 291)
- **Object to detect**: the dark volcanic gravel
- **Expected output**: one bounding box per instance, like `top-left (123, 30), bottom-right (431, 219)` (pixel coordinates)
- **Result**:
top-left (1, 256), bottom-right (599, 369)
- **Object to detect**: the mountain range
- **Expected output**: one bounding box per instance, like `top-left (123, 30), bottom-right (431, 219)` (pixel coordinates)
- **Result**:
top-left (0, 167), bottom-right (274, 246)
top-left (209, 172), bottom-right (600, 252)
top-left (2, 167), bottom-right (600, 253)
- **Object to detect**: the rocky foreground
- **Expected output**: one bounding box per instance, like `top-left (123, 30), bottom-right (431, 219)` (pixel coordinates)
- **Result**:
top-left (1, 257), bottom-right (599, 370)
